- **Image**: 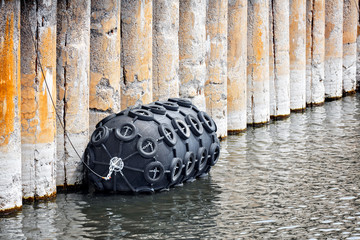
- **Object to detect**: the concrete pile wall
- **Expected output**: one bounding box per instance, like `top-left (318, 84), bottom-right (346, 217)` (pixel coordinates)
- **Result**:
top-left (247, 0), bottom-right (270, 125)
top-left (1, 0), bottom-right (360, 214)
top-left (56, 0), bottom-right (90, 188)
top-left (20, 0), bottom-right (57, 201)
top-left (89, 0), bottom-right (121, 133)
top-left (343, 0), bottom-right (358, 94)
top-left (325, 0), bottom-right (343, 99)
top-left (0, 0), bottom-right (22, 214)
top-left (357, 0), bottom-right (360, 91)
top-left (153, 0), bottom-right (179, 101)
top-left (206, 0), bottom-right (228, 138)
top-left (227, 0), bottom-right (247, 133)
top-left (121, 0), bottom-right (153, 108)
top-left (290, 0), bottom-right (307, 111)
top-left (179, 0), bottom-right (207, 111)
top-left (269, 0), bottom-right (290, 119)
top-left (306, 0), bottom-right (325, 105)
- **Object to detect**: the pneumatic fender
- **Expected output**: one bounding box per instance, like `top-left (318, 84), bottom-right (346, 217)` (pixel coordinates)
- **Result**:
top-left (84, 98), bottom-right (220, 193)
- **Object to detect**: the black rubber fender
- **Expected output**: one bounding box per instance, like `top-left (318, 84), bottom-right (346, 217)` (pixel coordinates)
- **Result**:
top-left (84, 98), bottom-right (220, 193)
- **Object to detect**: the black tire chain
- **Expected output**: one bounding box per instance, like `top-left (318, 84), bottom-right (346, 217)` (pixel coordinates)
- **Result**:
top-left (85, 98), bottom-right (220, 193)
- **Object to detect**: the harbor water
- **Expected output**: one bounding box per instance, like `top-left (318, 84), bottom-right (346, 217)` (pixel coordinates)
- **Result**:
top-left (1, 93), bottom-right (359, 239)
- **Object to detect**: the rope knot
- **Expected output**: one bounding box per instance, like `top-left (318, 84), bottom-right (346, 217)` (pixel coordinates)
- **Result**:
top-left (103, 157), bottom-right (124, 180)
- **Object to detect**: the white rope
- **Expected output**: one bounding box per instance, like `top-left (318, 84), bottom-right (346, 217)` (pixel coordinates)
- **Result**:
top-left (104, 157), bottom-right (124, 180)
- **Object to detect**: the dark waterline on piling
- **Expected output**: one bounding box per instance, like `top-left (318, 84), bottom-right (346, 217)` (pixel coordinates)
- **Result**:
top-left (1, 93), bottom-right (360, 239)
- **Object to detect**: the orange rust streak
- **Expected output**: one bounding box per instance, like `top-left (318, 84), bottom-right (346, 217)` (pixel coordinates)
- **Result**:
top-left (0, 14), bottom-right (16, 147)
top-left (38, 28), bottom-right (55, 143)
top-left (21, 27), bottom-right (55, 144)
top-left (253, 5), bottom-right (264, 63)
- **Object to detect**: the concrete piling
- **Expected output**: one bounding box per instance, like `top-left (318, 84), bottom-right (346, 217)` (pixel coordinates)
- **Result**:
top-left (89, 0), bottom-right (121, 132)
top-left (227, 0), bottom-right (247, 133)
top-left (20, 0), bottom-right (57, 201)
top-left (152, 0), bottom-right (179, 101)
top-left (290, 0), bottom-right (307, 111)
top-left (247, 0), bottom-right (270, 125)
top-left (205, 0), bottom-right (228, 138)
top-left (0, 0), bottom-right (22, 214)
top-left (269, 0), bottom-right (290, 118)
top-left (357, 2), bottom-right (360, 91)
top-left (121, 0), bottom-right (153, 108)
top-left (325, 0), bottom-right (343, 99)
top-left (56, 0), bottom-right (90, 188)
top-left (343, 0), bottom-right (358, 94)
top-left (306, 0), bottom-right (325, 105)
top-left (179, 0), bottom-right (207, 111)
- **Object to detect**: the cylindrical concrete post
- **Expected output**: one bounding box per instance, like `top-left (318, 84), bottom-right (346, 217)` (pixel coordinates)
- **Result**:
top-left (290, 0), bottom-right (306, 111)
top-left (205, 0), bottom-right (227, 138)
top-left (325, 0), bottom-right (343, 99)
top-left (343, 0), bottom-right (358, 94)
top-left (0, 1), bottom-right (22, 214)
top-left (306, 0), bottom-right (325, 105)
top-left (247, 0), bottom-right (270, 125)
top-left (121, 0), bottom-right (153, 108)
top-left (90, 0), bottom-right (121, 133)
top-left (179, 0), bottom-right (207, 111)
top-left (153, 0), bottom-right (179, 101)
top-left (56, 0), bottom-right (90, 188)
top-left (20, 0), bottom-right (57, 201)
top-left (269, 0), bottom-right (290, 118)
top-left (227, 0), bottom-right (247, 133)
top-left (269, 1), bottom-right (275, 116)
top-left (357, 4), bottom-right (360, 91)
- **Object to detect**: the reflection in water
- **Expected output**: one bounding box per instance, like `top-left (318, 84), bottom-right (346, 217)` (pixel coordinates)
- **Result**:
top-left (0, 93), bottom-right (359, 239)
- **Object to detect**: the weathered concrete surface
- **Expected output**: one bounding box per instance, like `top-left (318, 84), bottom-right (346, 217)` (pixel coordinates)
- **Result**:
top-left (306, 0), bottom-right (325, 105)
top-left (269, 0), bottom-right (290, 118)
top-left (227, 0), bottom-right (247, 132)
top-left (247, 0), bottom-right (270, 125)
top-left (343, 0), bottom-right (358, 93)
top-left (20, 0), bottom-right (57, 201)
top-left (153, 0), bottom-right (179, 101)
top-left (269, 1), bottom-right (274, 116)
top-left (205, 0), bottom-right (227, 138)
top-left (121, 0), bottom-right (153, 108)
top-left (290, 0), bottom-right (306, 111)
top-left (325, 0), bottom-right (343, 99)
top-left (357, 12), bottom-right (360, 91)
top-left (56, 0), bottom-right (90, 187)
top-left (179, 0), bottom-right (206, 111)
top-left (0, 1), bottom-right (22, 214)
top-left (90, 0), bottom-right (121, 133)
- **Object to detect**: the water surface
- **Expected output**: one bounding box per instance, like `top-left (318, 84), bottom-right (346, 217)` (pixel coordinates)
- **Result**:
top-left (1, 94), bottom-right (360, 239)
